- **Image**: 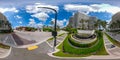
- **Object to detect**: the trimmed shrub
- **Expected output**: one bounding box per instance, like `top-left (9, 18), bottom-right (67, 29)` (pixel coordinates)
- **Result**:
top-left (0, 29), bottom-right (13, 33)
top-left (25, 27), bottom-right (37, 31)
top-left (74, 34), bottom-right (96, 39)
top-left (64, 27), bottom-right (77, 34)
top-left (0, 43), bottom-right (10, 49)
top-left (43, 27), bottom-right (53, 32)
top-left (63, 31), bottom-right (104, 54)
top-left (68, 35), bottom-right (97, 48)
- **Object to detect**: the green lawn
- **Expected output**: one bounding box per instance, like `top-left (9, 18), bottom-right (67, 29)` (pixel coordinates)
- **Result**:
top-left (69, 35), bottom-right (98, 48)
top-left (53, 36), bottom-right (90, 57)
top-left (0, 43), bottom-right (10, 49)
top-left (105, 32), bottom-right (120, 47)
top-left (53, 31), bottom-right (108, 57)
top-left (47, 33), bottom-right (65, 41)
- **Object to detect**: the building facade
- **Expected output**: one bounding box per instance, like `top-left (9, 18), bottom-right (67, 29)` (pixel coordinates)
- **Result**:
top-left (109, 12), bottom-right (120, 30)
top-left (68, 12), bottom-right (97, 30)
top-left (0, 13), bottom-right (11, 31)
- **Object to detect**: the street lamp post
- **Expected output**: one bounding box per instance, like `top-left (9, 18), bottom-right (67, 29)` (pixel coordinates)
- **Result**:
top-left (37, 7), bottom-right (57, 51)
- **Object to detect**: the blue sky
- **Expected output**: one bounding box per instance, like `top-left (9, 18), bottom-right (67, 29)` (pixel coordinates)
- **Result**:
top-left (0, 0), bottom-right (120, 28)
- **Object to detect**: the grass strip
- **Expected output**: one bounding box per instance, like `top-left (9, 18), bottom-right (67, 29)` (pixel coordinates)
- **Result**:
top-left (53, 31), bottom-right (108, 57)
top-left (69, 35), bottom-right (98, 48)
top-left (105, 32), bottom-right (120, 47)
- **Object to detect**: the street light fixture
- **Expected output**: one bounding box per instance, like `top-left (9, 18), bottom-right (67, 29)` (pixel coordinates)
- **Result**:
top-left (37, 7), bottom-right (57, 51)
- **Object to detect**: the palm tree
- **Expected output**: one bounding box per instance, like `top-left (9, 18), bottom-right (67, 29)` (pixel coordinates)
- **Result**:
top-left (116, 20), bottom-right (120, 29)
top-left (86, 20), bottom-right (89, 30)
top-left (81, 19), bottom-right (85, 30)
top-left (0, 20), bottom-right (2, 27)
top-left (50, 20), bottom-right (54, 25)
top-left (6, 20), bottom-right (12, 32)
top-left (101, 20), bottom-right (107, 30)
top-left (94, 20), bottom-right (100, 30)
top-left (111, 22), bottom-right (116, 30)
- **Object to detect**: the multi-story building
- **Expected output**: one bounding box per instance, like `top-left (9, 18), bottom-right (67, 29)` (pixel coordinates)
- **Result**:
top-left (0, 12), bottom-right (11, 31)
top-left (68, 12), bottom-right (97, 30)
top-left (109, 12), bottom-right (120, 30)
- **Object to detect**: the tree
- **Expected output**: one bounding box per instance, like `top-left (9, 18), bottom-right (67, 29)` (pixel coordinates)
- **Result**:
top-left (56, 25), bottom-right (60, 31)
top-left (0, 20), bottom-right (2, 27)
top-left (94, 19), bottom-right (100, 30)
top-left (111, 22), bottom-right (116, 29)
top-left (100, 20), bottom-right (107, 30)
top-left (116, 20), bottom-right (120, 29)
top-left (81, 19), bottom-right (85, 30)
top-left (50, 20), bottom-right (54, 26)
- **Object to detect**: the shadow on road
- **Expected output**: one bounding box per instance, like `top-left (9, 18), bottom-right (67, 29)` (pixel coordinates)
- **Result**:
top-left (12, 33), bottom-right (36, 45)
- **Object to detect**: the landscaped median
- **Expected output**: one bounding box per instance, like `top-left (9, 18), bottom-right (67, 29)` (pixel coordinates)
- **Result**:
top-left (69, 35), bottom-right (97, 48)
top-left (0, 43), bottom-right (11, 58)
top-left (47, 33), bottom-right (65, 41)
top-left (0, 43), bottom-right (10, 49)
top-left (53, 31), bottom-right (108, 57)
top-left (104, 32), bottom-right (120, 47)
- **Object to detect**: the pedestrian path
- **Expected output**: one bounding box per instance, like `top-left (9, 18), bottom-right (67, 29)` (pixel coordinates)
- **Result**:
top-left (103, 33), bottom-right (120, 56)
top-left (46, 34), bottom-right (67, 48)
top-left (48, 33), bottom-right (120, 59)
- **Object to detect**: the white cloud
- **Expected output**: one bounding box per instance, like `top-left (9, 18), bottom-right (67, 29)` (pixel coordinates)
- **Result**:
top-left (64, 3), bottom-right (120, 14)
top-left (26, 3), bottom-right (59, 21)
top-left (51, 18), bottom-right (68, 27)
top-left (28, 18), bottom-right (36, 27)
top-left (28, 18), bottom-right (44, 28)
top-left (26, 3), bottom-right (59, 13)
top-left (18, 21), bottom-right (22, 24)
top-left (0, 7), bottom-right (19, 13)
top-left (16, 15), bottom-right (22, 19)
top-left (64, 4), bottom-right (92, 14)
top-left (37, 23), bottom-right (43, 28)
top-left (31, 12), bottom-right (49, 21)
top-left (28, 18), bottom-right (68, 28)
top-left (90, 4), bottom-right (120, 14)
top-left (106, 20), bottom-right (111, 24)
top-left (14, 15), bottom-right (22, 19)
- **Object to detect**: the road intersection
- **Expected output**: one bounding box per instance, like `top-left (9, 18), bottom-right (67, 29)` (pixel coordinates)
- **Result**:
top-left (0, 31), bottom-right (120, 60)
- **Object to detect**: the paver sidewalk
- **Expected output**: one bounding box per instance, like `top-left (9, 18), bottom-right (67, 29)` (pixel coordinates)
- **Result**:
top-left (46, 34), bottom-right (67, 48)
top-left (48, 33), bottom-right (120, 59)
top-left (103, 33), bottom-right (120, 57)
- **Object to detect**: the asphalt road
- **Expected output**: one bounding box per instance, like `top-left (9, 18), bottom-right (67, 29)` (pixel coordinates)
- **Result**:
top-left (0, 42), bottom-right (54, 60)
top-left (0, 41), bottom-right (118, 60)
top-left (14, 30), bottom-right (52, 42)
top-left (0, 31), bottom-right (119, 60)
top-left (0, 42), bottom-right (86, 60)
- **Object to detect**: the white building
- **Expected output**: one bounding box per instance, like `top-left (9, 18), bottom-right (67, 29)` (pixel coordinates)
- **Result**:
top-left (0, 12), bottom-right (11, 30)
top-left (68, 12), bottom-right (97, 30)
top-left (109, 12), bottom-right (120, 30)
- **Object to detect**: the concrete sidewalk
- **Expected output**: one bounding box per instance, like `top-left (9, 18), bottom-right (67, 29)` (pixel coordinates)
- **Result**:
top-left (0, 47), bottom-right (11, 58)
top-left (47, 32), bottom-right (120, 59)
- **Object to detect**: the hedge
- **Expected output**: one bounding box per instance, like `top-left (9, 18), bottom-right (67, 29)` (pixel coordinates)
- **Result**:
top-left (68, 35), bottom-right (98, 48)
top-left (63, 31), bottom-right (103, 54)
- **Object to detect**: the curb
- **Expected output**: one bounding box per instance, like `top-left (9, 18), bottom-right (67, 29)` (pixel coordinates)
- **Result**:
top-left (0, 47), bottom-right (12, 58)
top-left (103, 33), bottom-right (113, 55)
top-left (13, 37), bottom-right (52, 48)
top-left (47, 34), bottom-right (120, 59)
top-left (9, 31), bottom-right (66, 48)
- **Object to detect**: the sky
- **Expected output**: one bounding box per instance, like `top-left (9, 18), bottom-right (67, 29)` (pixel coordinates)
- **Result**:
top-left (0, 0), bottom-right (120, 28)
